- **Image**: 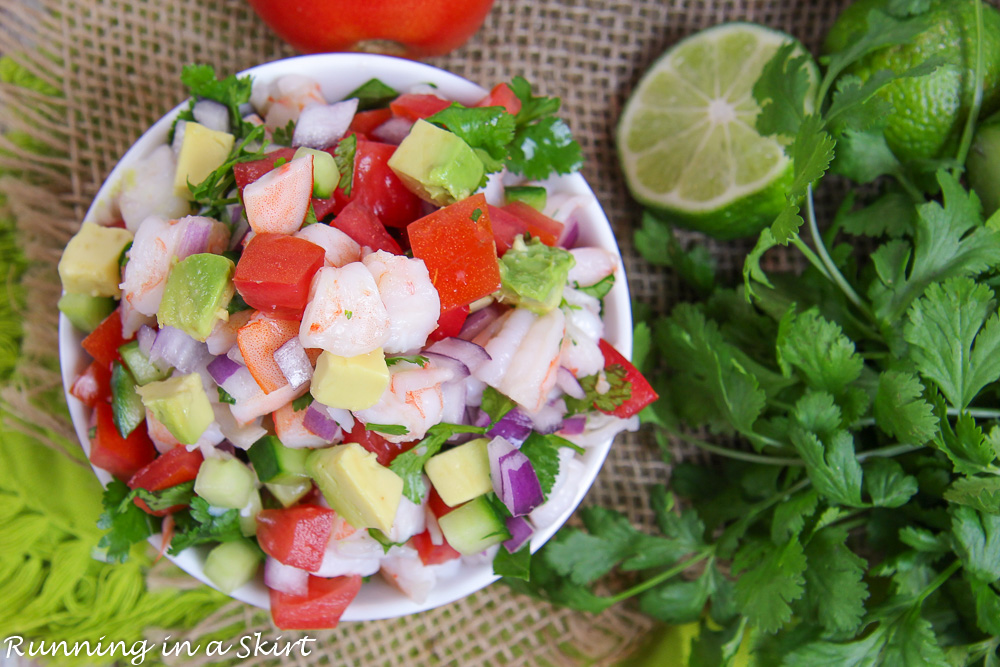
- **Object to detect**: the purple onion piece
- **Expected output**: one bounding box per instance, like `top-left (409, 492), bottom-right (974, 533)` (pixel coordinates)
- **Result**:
top-left (426, 337), bottom-right (492, 373)
top-left (489, 437), bottom-right (544, 517)
top-left (556, 367), bottom-right (586, 400)
top-left (529, 401), bottom-right (567, 435)
top-left (559, 415), bottom-right (587, 436)
top-left (458, 304), bottom-right (502, 341)
top-left (177, 217), bottom-right (213, 259)
top-left (274, 337), bottom-right (313, 389)
top-left (229, 214), bottom-right (249, 251)
top-left (207, 354), bottom-right (241, 385)
top-left (317, 403), bottom-right (355, 432)
top-left (423, 351), bottom-right (470, 381)
top-left (488, 436), bottom-right (518, 498)
top-left (303, 404), bottom-right (340, 441)
top-left (150, 325), bottom-right (206, 373)
top-left (503, 515), bottom-right (534, 553)
top-left (472, 408), bottom-right (491, 429)
top-left (487, 408), bottom-right (534, 446)
top-left (558, 219), bottom-right (580, 249)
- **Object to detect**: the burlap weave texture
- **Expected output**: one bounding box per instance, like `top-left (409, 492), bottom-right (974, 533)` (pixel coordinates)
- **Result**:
top-left (0, 0), bottom-right (854, 665)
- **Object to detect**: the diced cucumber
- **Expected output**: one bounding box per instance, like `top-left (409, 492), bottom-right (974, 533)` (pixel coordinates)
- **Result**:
top-left (294, 147), bottom-right (340, 199)
top-left (58, 293), bottom-right (116, 333)
top-left (110, 362), bottom-right (145, 438)
top-left (194, 457), bottom-right (257, 509)
top-left (437, 495), bottom-right (511, 555)
top-left (239, 489), bottom-right (262, 537)
top-left (203, 539), bottom-right (262, 594)
top-left (248, 435), bottom-right (310, 485)
top-left (505, 185), bottom-right (547, 211)
top-left (265, 479), bottom-right (313, 508)
top-left (118, 340), bottom-right (170, 385)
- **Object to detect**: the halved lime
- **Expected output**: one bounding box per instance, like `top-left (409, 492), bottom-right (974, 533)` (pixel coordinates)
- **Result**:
top-left (617, 23), bottom-right (815, 239)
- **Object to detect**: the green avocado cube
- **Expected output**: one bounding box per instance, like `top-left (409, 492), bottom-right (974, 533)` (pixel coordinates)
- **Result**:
top-left (307, 443), bottom-right (403, 534)
top-left (387, 119), bottom-right (485, 206)
top-left (157, 253), bottom-right (235, 342)
top-left (424, 438), bottom-right (493, 507)
top-left (58, 293), bottom-right (117, 333)
top-left (136, 373), bottom-right (214, 445)
top-left (498, 235), bottom-right (576, 314)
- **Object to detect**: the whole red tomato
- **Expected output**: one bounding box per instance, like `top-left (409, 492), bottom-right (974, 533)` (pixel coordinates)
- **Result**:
top-left (247, 0), bottom-right (496, 59)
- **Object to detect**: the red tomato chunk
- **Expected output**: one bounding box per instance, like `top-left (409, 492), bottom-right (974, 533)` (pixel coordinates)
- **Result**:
top-left (408, 193), bottom-right (501, 312)
top-left (410, 529), bottom-right (461, 566)
top-left (350, 139), bottom-right (424, 229)
top-left (234, 233), bottom-right (326, 317)
top-left (70, 360), bottom-right (112, 407)
top-left (342, 421), bottom-right (418, 467)
top-left (389, 94), bottom-right (452, 121)
top-left (476, 83), bottom-right (522, 115)
top-left (89, 402), bottom-right (157, 481)
top-left (331, 201), bottom-right (402, 255)
top-left (82, 309), bottom-right (132, 368)
top-left (270, 574), bottom-right (362, 630)
top-left (256, 505), bottom-right (335, 572)
top-left (128, 446), bottom-right (205, 516)
top-left (597, 339), bottom-right (659, 419)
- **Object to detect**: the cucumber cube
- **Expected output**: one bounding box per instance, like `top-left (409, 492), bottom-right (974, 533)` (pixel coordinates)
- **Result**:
top-left (194, 458), bottom-right (257, 510)
top-left (239, 489), bottom-right (262, 537)
top-left (294, 147), bottom-right (340, 199)
top-left (437, 495), bottom-right (510, 555)
top-left (118, 341), bottom-right (170, 385)
top-left (203, 539), bottom-right (262, 594)
top-left (265, 479), bottom-right (313, 508)
top-left (110, 362), bottom-right (145, 438)
top-left (248, 435), bottom-right (310, 485)
top-left (505, 185), bottom-right (547, 211)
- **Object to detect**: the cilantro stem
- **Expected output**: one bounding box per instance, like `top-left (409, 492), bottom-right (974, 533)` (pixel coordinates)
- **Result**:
top-left (955, 406), bottom-right (1000, 420)
top-left (790, 237), bottom-right (832, 282)
top-left (915, 560), bottom-right (961, 606)
top-left (954, 0), bottom-right (985, 173)
top-left (609, 549), bottom-right (714, 603)
top-left (855, 443), bottom-right (923, 461)
top-left (670, 430), bottom-right (805, 467)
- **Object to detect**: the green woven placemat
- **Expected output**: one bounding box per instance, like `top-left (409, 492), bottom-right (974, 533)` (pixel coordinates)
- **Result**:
top-left (0, 0), bottom-right (852, 665)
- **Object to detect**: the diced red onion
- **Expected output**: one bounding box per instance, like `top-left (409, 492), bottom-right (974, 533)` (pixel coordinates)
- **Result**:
top-left (216, 441), bottom-right (237, 456)
top-left (227, 345), bottom-right (246, 365)
top-left (472, 408), bottom-right (491, 429)
top-left (487, 408), bottom-right (534, 446)
top-left (137, 325), bottom-right (157, 357)
top-left (529, 400), bottom-right (567, 435)
top-left (177, 217), bottom-right (214, 259)
top-left (264, 557), bottom-right (309, 596)
top-left (489, 436), bottom-right (544, 517)
top-left (559, 415), bottom-right (587, 435)
top-left (426, 338), bottom-right (492, 373)
top-left (371, 117), bottom-right (413, 145)
top-left (150, 326), bottom-right (206, 373)
top-left (558, 219), bottom-right (580, 249)
top-left (458, 304), bottom-right (502, 341)
top-left (317, 403), bottom-right (355, 432)
top-left (292, 99), bottom-right (358, 149)
top-left (207, 355), bottom-right (241, 385)
top-left (423, 352), bottom-right (470, 382)
top-left (274, 337), bottom-right (313, 389)
top-left (503, 515), bottom-right (534, 553)
top-left (303, 404), bottom-right (340, 441)
top-left (556, 367), bottom-right (586, 400)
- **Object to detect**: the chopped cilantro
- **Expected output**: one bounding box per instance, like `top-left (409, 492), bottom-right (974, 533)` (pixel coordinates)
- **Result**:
top-left (563, 365), bottom-right (632, 415)
top-left (346, 78), bottom-right (399, 111)
top-left (96, 480), bottom-right (158, 563)
top-left (168, 497), bottom-right (244, 555)
top-left (575, 274), bottom-right (615, 300)
top-left (179, 64), bottom-right (254, 138)
top-left (365, 423), bottom-right (410, 436)
top-left (471, 207), bottom-right (484, 222)
top-left (344, 310), bottom-right (353, 320)
top-left (389, 423), bottom-right (487, 503)
top-left (386, 355), bottom-right (428, 367)
top-left (271, 120), bottom-right (296, 146)
top-left (334, 134), bottom-right (357, 197)
top-left (481, 386), bottom-right (516, 425)
top-left (217, 386), bottom-right (236, 404)
top-left (292, 394), bottom-right (314, 412)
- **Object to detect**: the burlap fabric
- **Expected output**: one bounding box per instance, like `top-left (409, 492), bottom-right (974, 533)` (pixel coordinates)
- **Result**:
top-left (0, 0), bottom-right (856, 665)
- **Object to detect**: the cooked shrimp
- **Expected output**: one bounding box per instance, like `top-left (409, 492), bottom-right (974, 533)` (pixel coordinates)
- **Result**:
top-left (566, 247), bottom-right (618, 288)
top-left (380, 545), bottom-right (436, 603)
top-left (242, 156), bottom-right (314, 235)
top-left (354, 363), bottom-right (453, 443)
top-left (273, 401), bottom-right (334, 449)
top-left (560, 289), bottom-right (605, 378)
top-left (230, 380), bottom-right (309, 426)
top-left (118, 145), bottom-right (189, 233)
top-left (362, 251), bottom-right (440, 354)
top-left (295, 224), bottom-right (362, 267)
top-left (298, 263), bottom-right (390, 357)
top-left (473, 308), bottom-right (536, 386)
top-left (251, 74), bottom-right (327, 132)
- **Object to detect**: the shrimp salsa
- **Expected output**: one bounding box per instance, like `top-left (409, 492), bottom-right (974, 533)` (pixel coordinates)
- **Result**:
top-left (58, 65), bottom-right (657, 629)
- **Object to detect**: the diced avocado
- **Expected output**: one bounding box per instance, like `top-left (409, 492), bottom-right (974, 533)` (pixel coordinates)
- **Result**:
top-left (248, 435), bottom-right (310, 485)
top-left (307, 443), bottom-right (403, 534)
top-left (194, 457), bottom-right (257, 510)
top-left (239, 489), bottom-right (262, 537)
top-left (58, 293), bottom-right (117, 333)
top-left (57, 223), bottom-right (133, 298)
top-left (110, 362), bottom-right (145, 438)
top-left (174, 122), bottom-right (235, 199)
top-left (424, 438), bottom-right (493, 507)
top-left (437, 495), bottom-right (510, 555)
top-left (203, 539), bottom-right (262, 594)
top-left (265, 479), bottom-right (313, 508)
top-left (294, 147), bottom-right (340, 198)
top-left (118, 340), bottom-right (170, 385)
top-left (311, 348), bottom-right (390, 411)
top-left (498, 235), bottom-right (576, 314)
top-left (157, 253), bottom-right (235, 341)
top-left (505, 186), bottom-right (547, 211)
top-left (136, 373), bottom-right (214, 445)
top-left (388, 119), bottom-right (485, 206)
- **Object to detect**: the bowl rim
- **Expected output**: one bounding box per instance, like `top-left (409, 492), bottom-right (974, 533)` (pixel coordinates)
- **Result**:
top-left (58, 52), bottom-right (633, 622)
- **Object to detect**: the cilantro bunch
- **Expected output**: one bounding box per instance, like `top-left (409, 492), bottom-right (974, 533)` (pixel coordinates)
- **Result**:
top-left (512, 3), bottom-right (1000, 664)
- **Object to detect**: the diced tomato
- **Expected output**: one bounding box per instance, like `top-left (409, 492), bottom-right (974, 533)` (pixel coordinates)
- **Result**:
top-left (389, 94), bottom-right (452, 121)
top-left (408, 193), bottom-right (501, 312)
top-left (89, 403), bottom-right (157, 481)
top-left (597, 339), bottom-right (659, 419)
top-left (350, 139), bottom-right (424, 228)
top-left (70, 360), bottom-right (112, 407)
top-left (330, 200), bottom-right (403, 254)
top-left (237, 314), bottom-right (301, 394)
top-left (342, 421), bottom-right (418, 467)
top-left (501, 201), bottom-right (562, 247)
top-left (82, 309), bottom-right (132, 368)
top-left (476, 83), bottom-right (522, 116)
top-left (427, 305), bottom-right (469, 342)
top-left (234, 233), bottom-right (326, 317)
top-left (311, 196), bottom-right (340, 222)
top-left (486, 204), bottom-right (529, 256)
top-left (269, 574), bottom-right (362, 630)
top-left (128, 446), bottom-right (205, 516)
top-left (349, 108), bottom-right (393, 137)
top-left (233, 148), bottom-right (298, 194)
top-left (410, 529), bottom-right (461, 566)
top-left (256, 505), bottom-right (335, 572)
top-left (427, 486), bottom-right (456, 518)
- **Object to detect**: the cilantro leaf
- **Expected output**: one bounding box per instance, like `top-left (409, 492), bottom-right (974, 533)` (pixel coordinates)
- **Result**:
top-left (168, 497), bottom-right (243, 555)
top-left (519, 432), bottom-right (575, 496)
top-left (753, 42), bottom-right (814, 139)
top-left (863, 458), bottom-right (918, 508)
top-left (777, 307), bottom-right (863, 394)
top-left (838, 191), bottom-right (917, 238)
top-left (874, 370), bottom-right (938, 445)
top-left (770, 489), bottom-right (819, 544)
top-left (180, 64), bottom-right (253, 137)
top-left (506, 77), bottom-right (582, 179)
top-left (217, 386), bottom-right (236, 404)
top-left (389, 423), bottom-right (486, 503)
top-left (780, 631), bottom-right (885, 666)
top-left (493, 545), bottom-right (531, 580)
top-left (932, 403), bottom-right (998, 474)
top-left (508, 76), bottom-right (561, 124)
top-left (904, 277), bottom-right (1000, 410)
top-left (944, 476), bottom-right (1000, 515)
top-left (803, 526), bottom-right (869, 635)
top-left (345, 78), bottom-right (399, 111)
top-left (831, 128), bottom-right (902, 184)
top-left (426, 103), bottom-right (516, 175)
top-left (480, 386), bottom-right (516, 425)
top-left (789, 428), bottom-right (864, 507)
top-left (271, 120), bottom-right (295, 146)
top-left (950, 505), bottom-right (1000, 582)
top-left (126, 481), bottom-right (196, 513)
top-left (97, 480), bottom-right (157, 563)
top-left (880, 607), bottom-right (949, 667)
top-left (385, 355), bottom-right (428, 367)
top-left (187, 124), bottom-right (268, 219)
top-left (292, 393), bottom-right (314, 412)
top-left (639, 568), bottom-right (713, 624)
top-left (563, 364), bottom-right (631, 415)
top-left (636, 212), bottom-right (717, 296)
top-left (333, 133), bottom-right (357, 197)
top-left (732, 537), bottom-right (807, 634)
top-left (969, 576), bottom-right (1000, 635)
top-left (369, 529), bottom-right (405, 554)
top-left (364, 423), bottom-right (409, 436)
top-left (575, 274), bottom-right (615, 300)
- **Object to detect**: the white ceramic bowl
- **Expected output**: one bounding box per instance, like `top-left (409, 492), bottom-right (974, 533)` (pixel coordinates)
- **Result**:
top-left (59, 53), bottom-right (632, 621)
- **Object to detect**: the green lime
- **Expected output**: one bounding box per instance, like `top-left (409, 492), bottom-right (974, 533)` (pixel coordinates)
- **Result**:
top-left (968, 112), bottom-right (1000, 217)
top-left (824, 0), bottom-right (1000, 165)
top-left (617, 23), bottom-right (815, 239)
